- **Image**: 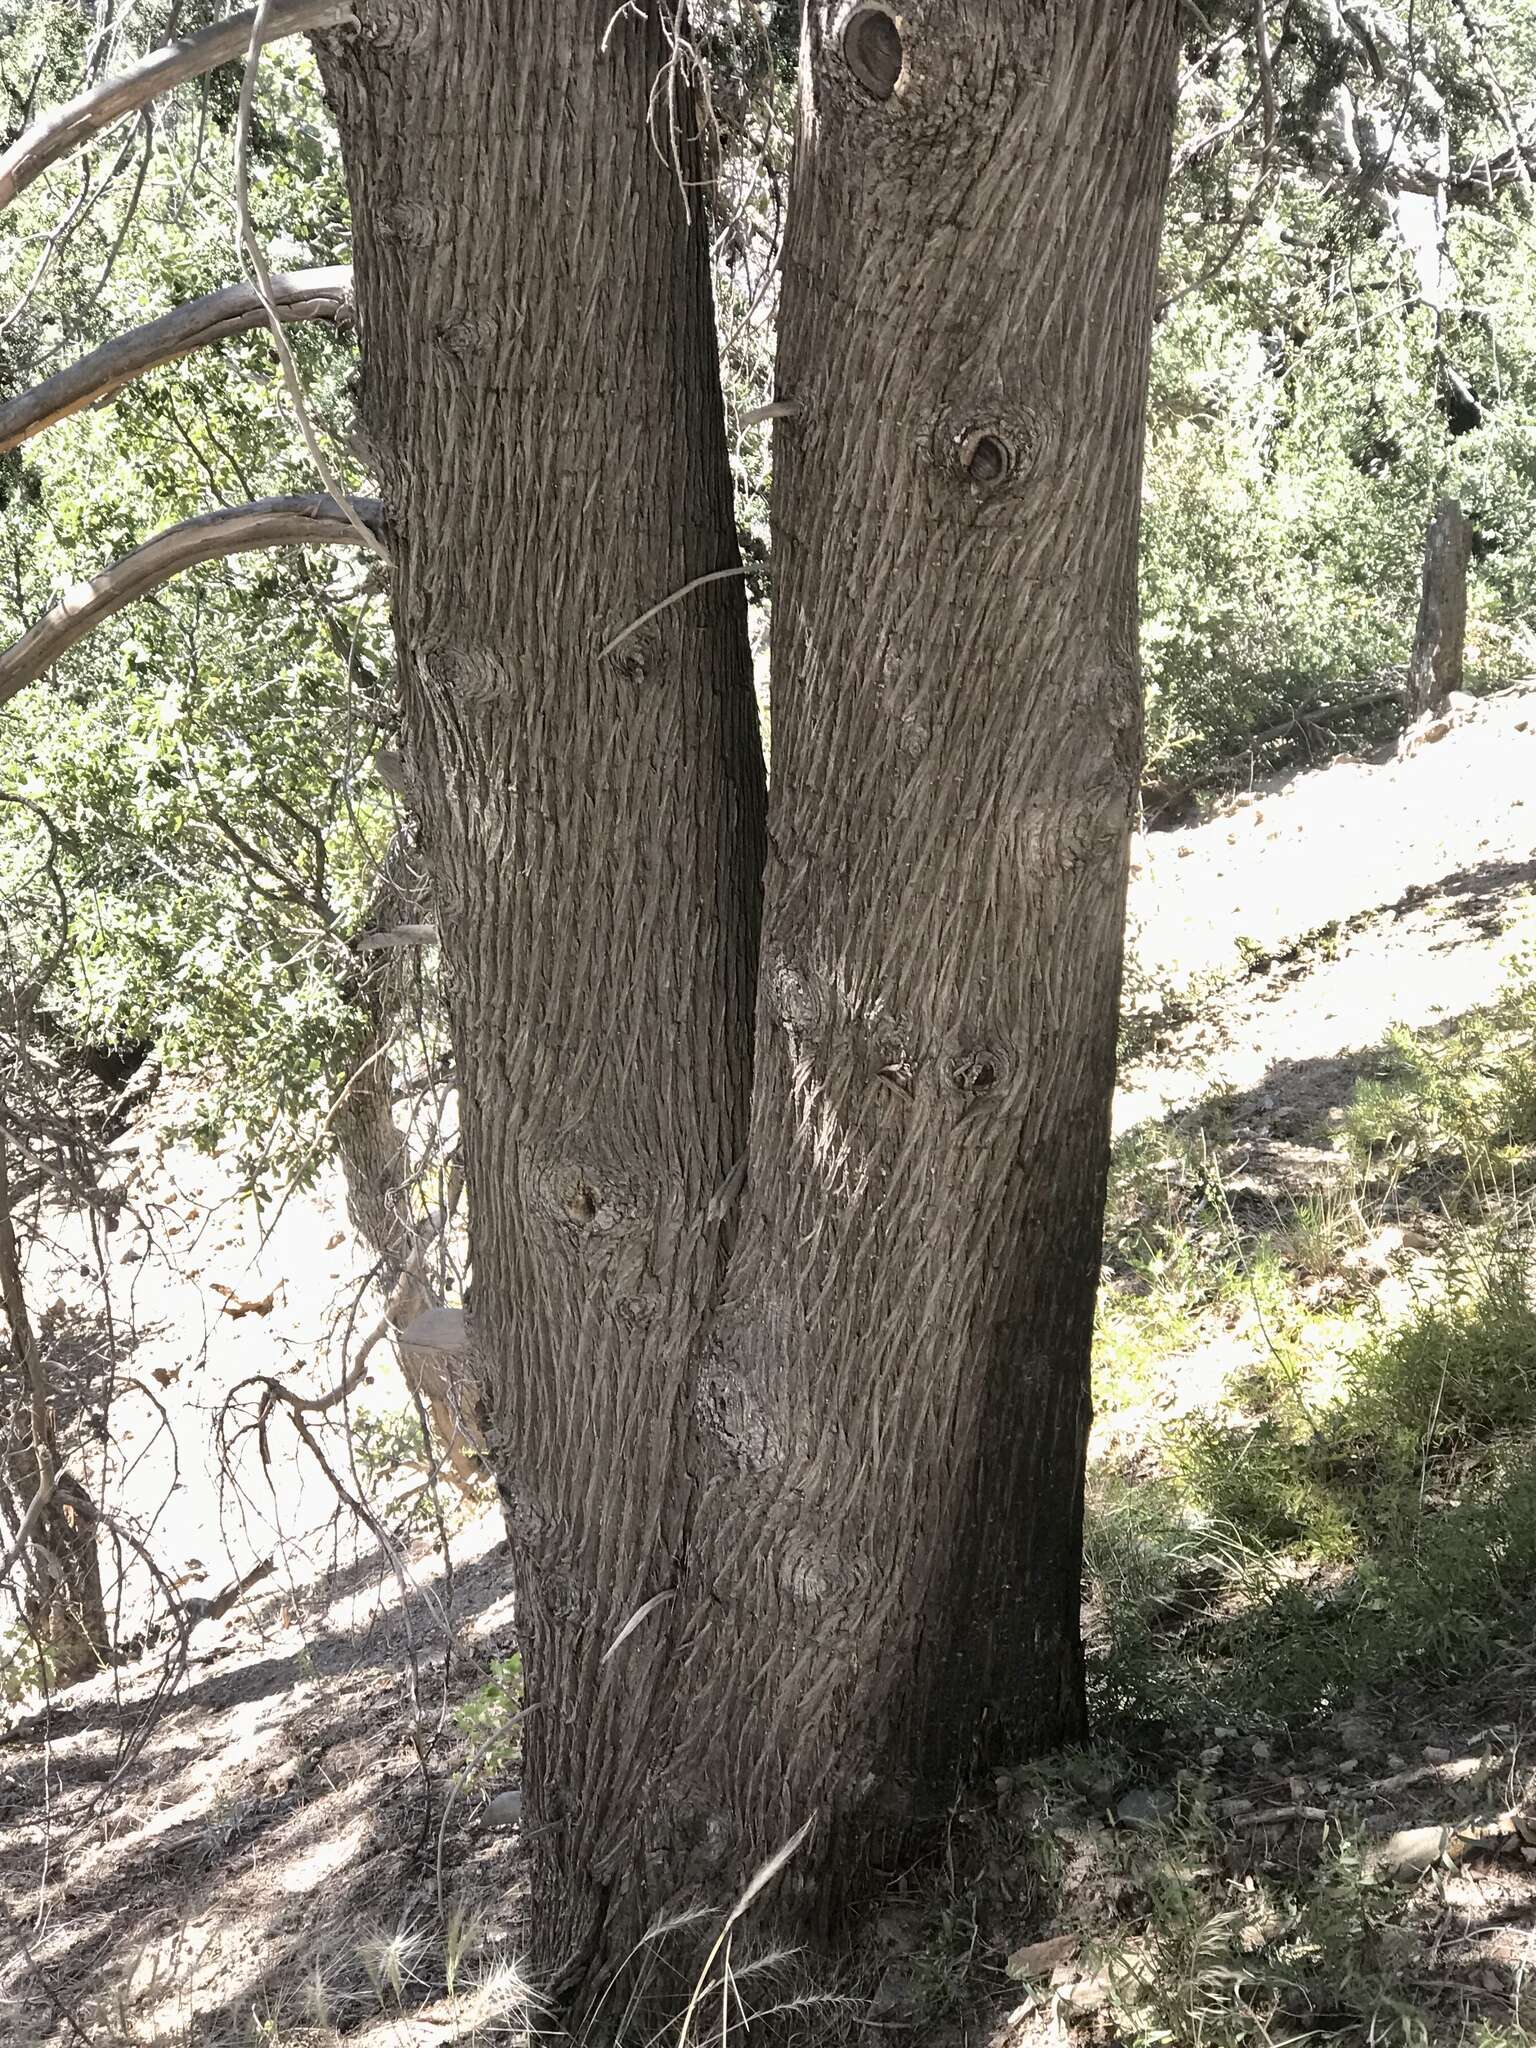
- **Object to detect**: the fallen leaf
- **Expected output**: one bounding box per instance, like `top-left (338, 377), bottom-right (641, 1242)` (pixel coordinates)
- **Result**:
top-left (224, 1292), bottom-right (275, 1319)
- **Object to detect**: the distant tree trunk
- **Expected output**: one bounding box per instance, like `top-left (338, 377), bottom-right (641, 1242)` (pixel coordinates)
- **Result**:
top-left (0, 1127), bottom-right (107, 1687)
top-left (1404, 495), bottom-right (1470, 722)
top-left (333, 837), bottom-right (481, 1489)
top-left (609, 0), bottom-right (1180, 1990)
top-left (315, 0), bottom-right (765, 1987)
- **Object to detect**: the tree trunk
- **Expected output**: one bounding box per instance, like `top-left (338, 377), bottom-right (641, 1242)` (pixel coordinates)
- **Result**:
top-left (314, 0), bottom-right (765, 1987)
top-left (1404, 495), bottom-right (1470, 723)
top-left (618, 0), bottom-right (1179, 1976)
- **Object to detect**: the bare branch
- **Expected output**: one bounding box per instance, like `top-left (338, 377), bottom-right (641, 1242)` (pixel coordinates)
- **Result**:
top-left (0, 268), bottom-right (352, 452)
top-left (0, 0), bottom-right (355, 213)
top-left (0, 268), bottom-right (353, 453)
top-left (0, 494), bottom-right (385, 708)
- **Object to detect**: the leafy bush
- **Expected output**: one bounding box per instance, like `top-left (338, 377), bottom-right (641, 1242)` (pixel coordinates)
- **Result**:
top-left (453, 1654), bottom-right (524, 1793)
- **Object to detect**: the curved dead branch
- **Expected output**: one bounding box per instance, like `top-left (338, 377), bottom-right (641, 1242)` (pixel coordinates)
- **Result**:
top-left (0, 494), bottom-right (386, 707)
top-left (0, 268), bottom-right (354, 453)
top-left (0, 0), bottom-right (354, 213)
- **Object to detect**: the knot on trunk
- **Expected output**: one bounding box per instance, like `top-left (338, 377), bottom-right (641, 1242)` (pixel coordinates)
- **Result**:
top-left (840, 5), bottom-right (905, 100)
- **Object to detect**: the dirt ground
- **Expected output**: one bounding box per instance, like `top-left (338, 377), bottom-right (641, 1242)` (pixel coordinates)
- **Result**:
top-left (2, 680), bottom-right (1535, 2044)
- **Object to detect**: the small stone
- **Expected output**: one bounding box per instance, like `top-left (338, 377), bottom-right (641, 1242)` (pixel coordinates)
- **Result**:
top-left (1337, 1718), bottom-right (1378, 1756)
top-left (1116, 1786), bottom-right (1176, 1828)
top-left (1251, 1739), bottom-right (1274, 1764)
top-left (1376, 1824), bottom-right (1451, 1881)
top-left (1006, 1933), bottom-right (1079, 1982)
top-left (1055, 1972), bottom-right (1110, 2015)
top-left (1198, 1746), bottom-right (1224, 1768)
top-left (1422, 1745), bottom-right (1452, 1765)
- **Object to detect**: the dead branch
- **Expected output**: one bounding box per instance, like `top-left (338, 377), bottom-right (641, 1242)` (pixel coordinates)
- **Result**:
top-left (0, 494), bottom-right (386, 707)
top-left (0, 268), bottom-right (353, 453)
top-left (0, 0), bottom-right (354, 213)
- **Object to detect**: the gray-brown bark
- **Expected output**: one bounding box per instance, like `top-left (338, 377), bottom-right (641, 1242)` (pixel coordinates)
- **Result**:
top-left (0, 269), bottom-right (353, 454)
top-left (1404, 495), bottom-right (1471, 723)
top-left (318, 0), bottom-right (1174, 2016)
top-left (314, 0), bottom-right (765, 1987)
top-left (612, 0), bottom-right (1179, 1985)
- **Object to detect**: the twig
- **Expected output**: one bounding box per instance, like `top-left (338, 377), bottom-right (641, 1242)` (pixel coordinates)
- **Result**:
top-left (598, 564), bottom-right (758, 661)
top-left (234, 0), bottom-right (375, 553)
top-left (1253, 0), bottom-right (1277, 145)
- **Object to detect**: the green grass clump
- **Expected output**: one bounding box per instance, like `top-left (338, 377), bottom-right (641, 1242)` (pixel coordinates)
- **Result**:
top-left (1341, 955), bottom-right (1536, 1186)
top-left (1091, 1247), bottom-right (1536, 1725)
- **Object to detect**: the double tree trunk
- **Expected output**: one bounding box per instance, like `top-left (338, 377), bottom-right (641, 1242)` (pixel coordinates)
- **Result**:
top-left (321, 0), bottom-right (1175, 2017)
top-left (315, 0), bottom-right (766, 1987)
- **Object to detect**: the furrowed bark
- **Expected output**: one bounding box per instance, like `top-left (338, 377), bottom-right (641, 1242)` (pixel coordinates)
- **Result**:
top-left (621, 0), bottom-right (1180, 1972)
top-left (0, 0), bottom-right (352, 212)
top-left (0, 269), bottom-right (353, 453)
top-left (0, 495), bottom-right (383, 704)
top-left (315, 0), bottom-right (765, 1987)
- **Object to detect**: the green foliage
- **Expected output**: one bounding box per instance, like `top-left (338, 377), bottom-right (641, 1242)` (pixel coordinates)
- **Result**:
top-left (1143, 18), bottom-right (1536, 785)
top-left (1091, 1240), bottom-right (1536, 1727)
top-left (452, 1655), bottom-right (524, 1794)
top-left (0, 1616), bottom-right (53, 1709)
top-left (0, 37), bottom-right (397, 1191)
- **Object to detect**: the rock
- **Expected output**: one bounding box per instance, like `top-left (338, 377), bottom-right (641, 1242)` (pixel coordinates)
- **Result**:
top-left (399, 1305), bottom-right (468, 1353)
top-left (1054, 1971), bottom-right (1111, 2015)
top-left (1006, 1933), bottom-right (1079, 1982)
top-left (482, 1789), bottom-right (522, 1829)
top-left (1422, 1745), bottom-right (1452, 1765)
top-left (1115, 1786), bottom-right (1175, 1828)
top-left (1375, 1824), bottom-right (1451, 1881)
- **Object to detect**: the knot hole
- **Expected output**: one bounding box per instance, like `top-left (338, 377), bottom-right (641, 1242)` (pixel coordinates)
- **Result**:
top-left (843, 6), bottom-right (904, 99)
